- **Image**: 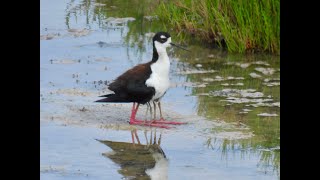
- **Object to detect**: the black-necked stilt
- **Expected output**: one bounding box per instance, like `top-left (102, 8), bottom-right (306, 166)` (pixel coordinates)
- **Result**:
top-left (95, 32), bottom-right (188, 128)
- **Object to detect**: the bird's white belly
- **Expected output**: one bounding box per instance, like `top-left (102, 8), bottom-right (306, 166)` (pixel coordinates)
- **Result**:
top-left (153, 78), bottom-right (170, 100)
top-left (146, 74), bottom-right (170, 101)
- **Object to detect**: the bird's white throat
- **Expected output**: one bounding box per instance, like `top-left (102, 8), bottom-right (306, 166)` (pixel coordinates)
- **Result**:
top-left (154, 37), bottom-right (172, 54)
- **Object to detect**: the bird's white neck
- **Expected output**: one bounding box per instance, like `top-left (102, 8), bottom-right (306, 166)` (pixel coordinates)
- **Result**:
top-left (146, 43), bottom-right (171, 101)
top-left (154, 41), bottom-right (169, 60)
top-left (152, 53), bottom-right (170, 76)
top-left (155, 44), bottom-right (168, 55)
top-left (154, 41), bottom-right (170, 69)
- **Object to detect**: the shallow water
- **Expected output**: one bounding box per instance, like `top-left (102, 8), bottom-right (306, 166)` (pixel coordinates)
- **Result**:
top-left (40, 0), bottom-right (280, 179)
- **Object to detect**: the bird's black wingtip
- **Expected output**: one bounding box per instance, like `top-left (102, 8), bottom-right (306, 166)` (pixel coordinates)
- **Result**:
top-left (98, 94), bottom-right (114, 97)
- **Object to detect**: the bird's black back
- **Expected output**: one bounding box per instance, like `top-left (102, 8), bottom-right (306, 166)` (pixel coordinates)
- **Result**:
top-left (96, 61), bottom-right (155, 104)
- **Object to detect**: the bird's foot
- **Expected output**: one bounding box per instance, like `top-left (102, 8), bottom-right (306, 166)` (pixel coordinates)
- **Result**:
top-left (129, 119), bottom-right (171, 129)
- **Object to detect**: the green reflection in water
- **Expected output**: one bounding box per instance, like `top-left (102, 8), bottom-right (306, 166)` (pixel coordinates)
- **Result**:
top-left (189, 52), bottom-right (280, 176)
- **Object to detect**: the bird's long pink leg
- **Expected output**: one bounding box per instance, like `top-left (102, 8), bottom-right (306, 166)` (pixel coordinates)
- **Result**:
top-left (130, 103), bottom-right (144, 123)
top-left (130, 102), bottom-right (137, 122)
top-left (129, 102), bottom-right (171, 128)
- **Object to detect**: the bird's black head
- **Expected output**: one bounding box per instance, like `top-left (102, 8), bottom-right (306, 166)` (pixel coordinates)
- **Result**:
top-left (153, 32), bottom-right (171, 45)
top-left (151, 32), bottom-right (172, 61)
top-left (153, 32), bottom-right (172, 51)
top-left (151, 32), bottom-right (189, 61)
top-left (153, 31), bottom-right (190, 52)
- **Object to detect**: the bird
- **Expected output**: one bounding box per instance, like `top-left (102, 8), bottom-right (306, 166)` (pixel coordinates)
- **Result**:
top-left (95, 32), bottom-right (188, 128)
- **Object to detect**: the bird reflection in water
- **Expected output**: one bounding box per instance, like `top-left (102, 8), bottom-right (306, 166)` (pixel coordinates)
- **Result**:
top-left (97, 129), bottom-right (168, 180)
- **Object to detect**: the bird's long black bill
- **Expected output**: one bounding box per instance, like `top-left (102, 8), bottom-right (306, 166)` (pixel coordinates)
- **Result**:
top-left (170, 43), bottom-right (190, 51)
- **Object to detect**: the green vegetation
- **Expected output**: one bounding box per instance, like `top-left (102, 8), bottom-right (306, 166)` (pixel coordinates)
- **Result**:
top-left (155, 0), bottom-right (280, 54)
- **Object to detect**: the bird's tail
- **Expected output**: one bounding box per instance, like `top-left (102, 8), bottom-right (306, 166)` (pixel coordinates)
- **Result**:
top-left (98, 94), bottom-right (114, 98)
top-left (95, 94), bottom-right (130, 103)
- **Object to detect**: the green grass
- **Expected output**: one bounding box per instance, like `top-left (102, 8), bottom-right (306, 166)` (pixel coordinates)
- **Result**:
top-left (155, 0), bottom-right (280, 54)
